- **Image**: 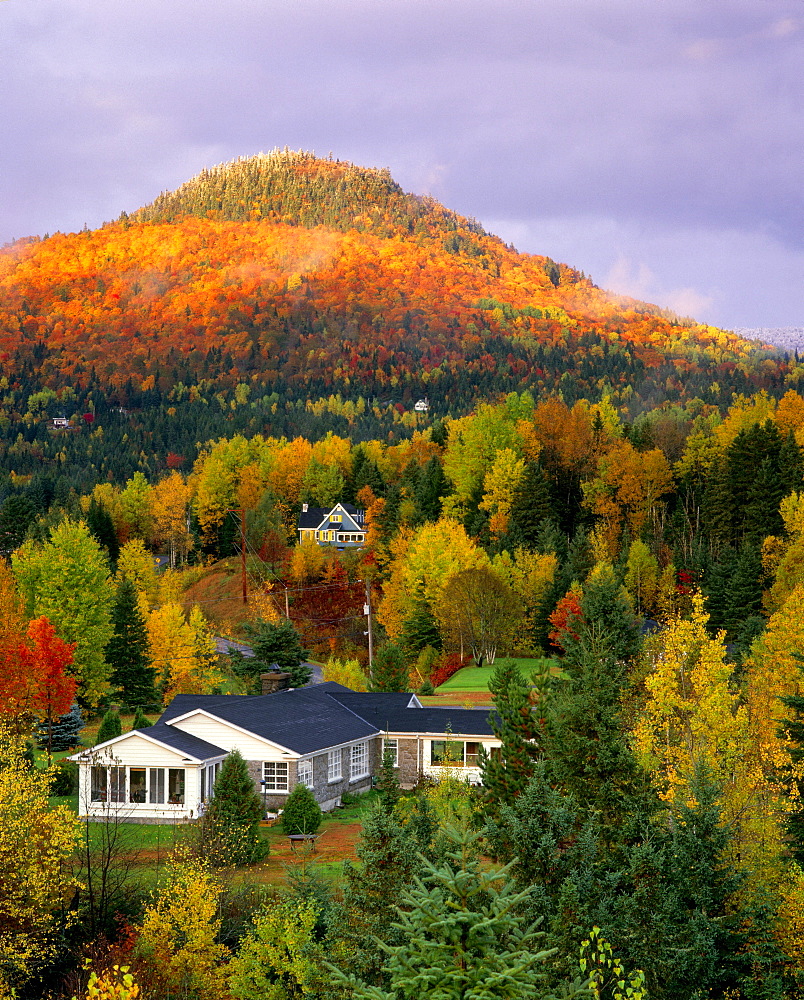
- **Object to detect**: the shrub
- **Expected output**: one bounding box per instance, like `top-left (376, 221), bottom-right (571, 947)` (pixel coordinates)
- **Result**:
top-left (96, 709), bottom-right (122, 746)
top-left (49, 759), bottom-right (78, 796)
top-left (131, 707), bottom-right (152, 730)
top-left (282, 782), bottom-right (322, 836)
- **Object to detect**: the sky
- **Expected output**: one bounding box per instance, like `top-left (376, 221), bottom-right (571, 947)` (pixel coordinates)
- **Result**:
top-left (2, 0), bottom-right (802, 331)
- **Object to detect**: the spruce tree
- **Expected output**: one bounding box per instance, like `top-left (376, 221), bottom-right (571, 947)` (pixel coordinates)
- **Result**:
top-left (330, 805), bottom-right (426, 988)
top-left (478, 660), bottom-right (541, 819)
top-left (95, 708), bottom-right (122, 745)
top-left (242, 618), bottom-right (311, 687)
top-left (107, 576), bottom-right (155, 708)
top-left (545, 570), bottom-right (652, 837)
top-left (39, 702), bottom-right (84, 751)
top-left (281, 782), bottom-right (323, 836)
top-left (371, 643), bottom-right (409, 692)
top-left (204, 748), bottom-right (266, 865)
top-left (335, 824), bottom-right (588, 1000)
top-left (131, 706), bottom-right (152, 730)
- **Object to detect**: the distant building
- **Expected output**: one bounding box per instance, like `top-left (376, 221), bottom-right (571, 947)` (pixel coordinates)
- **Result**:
top-left (414, 397), bottom-right (430, 412)
top-left (52, 416), bottom-right (69, 428)
top-left (297, 502), bottom-right (366, 548)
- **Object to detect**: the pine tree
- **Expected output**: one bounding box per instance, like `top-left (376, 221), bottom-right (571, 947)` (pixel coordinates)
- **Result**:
top-left (371, 643), bottom-right (409, 693)
top-left (376, 741), bottom-right (401, 815)
top-left (131, 706), bottom-right (152, 730)
top-left (242, 618), bottom-right (311, 687)
top-left (478, 660), bottom-right (541, 819)
top-left (335, 824), bottom-right (588, 1000)
top-left (86, 497), bottom-right (119, 565)
top-left (330, 805), bottom-right (425, 988)
top-left (546, 570), bottom-right (652, 837)
top-left (281, 782), bottom-right (323, 836)
top-left (107, 576), bottom-right (155, 708)
top-left (204, 748), bottom-right (266, 865)
top-left (95, 708), bottom-right (122, 745)
top-left (39, 702), bottom-right (83, 751)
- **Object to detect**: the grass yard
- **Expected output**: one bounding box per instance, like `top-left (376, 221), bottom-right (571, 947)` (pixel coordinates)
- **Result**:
top-left (433, 657), bottom-right (560, 695)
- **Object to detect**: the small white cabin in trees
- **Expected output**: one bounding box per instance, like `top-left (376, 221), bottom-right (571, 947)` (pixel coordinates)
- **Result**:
top-left (297, 502), bottom-right (366, 549)
top-left (52, 416), bottom-right (69, 428)
top-left (414, 398), bottom-right (430, 412)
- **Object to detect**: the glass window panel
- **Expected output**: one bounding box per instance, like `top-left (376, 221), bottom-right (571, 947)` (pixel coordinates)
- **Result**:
top-left (110, 766), bottom-right (126, 803)
top-left (263, 762), bottom-right (289, 791)
top-left (465, 742), bottom-right (481, 768)
top-left (129, 768), bottom-right (147, 803)
top-left (168, 769), bottom-right (185, 804)
top-left (91, 766), bottom-right (107, 802)
top-left (350, 742), bottom-right (369, 780)
top-left (383, 739), bottom-right (398, 766)
top-left (149, 768), bottom-right (165, 804)
top-left (297, 759), bottom-right (313, 787)
top-left (327, 750), bottom-right (342, 782)
top-left (200, 768), bottom-right (206, 802)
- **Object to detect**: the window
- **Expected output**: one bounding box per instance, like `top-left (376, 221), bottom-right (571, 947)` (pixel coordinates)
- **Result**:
top-left (327, 750), bottom-right (342, 783)
top-left (430, 741), bottom-right (471, 767)
top-left (383, 739), bottom-right (398, 767)
top-left (109, 766), bottom-right (126, 802)
top-left (149, 768), bottom-right (166, 804)
top-left (331, 513), bottom-right (342, 522)
top-left (297, 758), bottom-right (313, 788)
top-left (91, 766), bottom-right (107, 802)
top-left (350, 742), bottom-right (369, 781)
top-left (465, 742), bottom-right (482, 768)
top-left (129, 768), bottom-right (147, 803)
top-left (263, 761), bottom-right (289, 791)
top-left (168, 768), bottom-right (185, 804)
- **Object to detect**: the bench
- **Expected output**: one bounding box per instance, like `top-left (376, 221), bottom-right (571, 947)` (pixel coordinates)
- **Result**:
top-left (287, 833), bottom-right (319, 853)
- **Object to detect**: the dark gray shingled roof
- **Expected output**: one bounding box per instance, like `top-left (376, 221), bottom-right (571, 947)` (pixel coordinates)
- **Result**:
top-left (160, 683), bottom-right (379, 756)
top-left (158, 683), bottom-right (496, 755)
top-left (137, 723), bottom-right (228, 761)
top-left (325, 690), bottom-right (498, 737)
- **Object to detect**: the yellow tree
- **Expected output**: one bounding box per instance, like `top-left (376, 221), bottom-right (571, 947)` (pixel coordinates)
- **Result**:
top-left (119, 472), bottom-right (154, 541)
top-left (146, 604), bottom-right (221, 704)
top-left (0, 727), bottom-right (79, 995)
top-left (633, 594), bottom-right (748, 808)
top-left (624, 539), bottom-right (660, 617)
top-left (377, 518), bottom-right (489, 641)
top-left (151, 472), bottom-right (194, 568)
top-left (479, 448), bottom-right (526, 538)
top-left (323, 657), bottom-right (369, 691)
top-left (117, 539), bottom-right (160, 606)
top-left (136, 856), bottom-right (227, 1000)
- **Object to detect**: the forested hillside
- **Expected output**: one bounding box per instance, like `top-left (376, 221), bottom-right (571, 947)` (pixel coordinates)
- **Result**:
top-left (0, 149), bottom-right (794, 491)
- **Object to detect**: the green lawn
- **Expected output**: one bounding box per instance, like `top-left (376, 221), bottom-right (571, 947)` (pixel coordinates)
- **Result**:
top-left (435, 657), bottom-right (560, 693)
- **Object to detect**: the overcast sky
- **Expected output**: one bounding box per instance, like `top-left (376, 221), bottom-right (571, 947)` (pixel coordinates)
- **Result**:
top-left (2, 0), bottom-right (802, 330)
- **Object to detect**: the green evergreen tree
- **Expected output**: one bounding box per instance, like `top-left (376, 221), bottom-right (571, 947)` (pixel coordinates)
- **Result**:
top-left (130, 706), bottom-right (152, 730)
top-left (376, 741), bottom-right (401, 815)
top-left (87, 497), bottom-right (119, 565)
top-left (281, 782), bottom-right (322, 836)
top-left (330, 805), bottom-right (423, 988)
top-left (242, 618), bottom-right (311, 687)
top-left (371, 643), bottom-right (409, 693)
top-left (95, 708), bottom-right (122, 745)
top-left (478, 660), bottom-right (541, 820)
top-left (204, 748), bottom-right (267, 865)
top-left (504, 462), bottom-right (555, 549)
top-left (38, 702), bottom-right (83, 751)
top-left (779, 655), bottom-right (804, 867)
top-left (334, 824), bottom-right (589, 1000)
top-left (545, 571), bottom-right (652, 837)
top-left (107, 576), bottom-right (155, 708)
top-left (415, 456), bottom-right (448, 524)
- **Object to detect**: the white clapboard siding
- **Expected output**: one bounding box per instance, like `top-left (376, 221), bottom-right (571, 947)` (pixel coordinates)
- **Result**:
top-left (170, 713), bottom-right (295, 760)
top-left (91, 732), bottom-right (197, 766)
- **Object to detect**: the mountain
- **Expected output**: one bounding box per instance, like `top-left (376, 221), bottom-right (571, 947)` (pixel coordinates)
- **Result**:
top-left (0, 150), bottom-right (794, 487)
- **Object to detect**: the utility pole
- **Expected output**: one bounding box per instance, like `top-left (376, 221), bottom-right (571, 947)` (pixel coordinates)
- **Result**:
top-left (364, 578), bottom-right (374, 674)
top-left (284, 586), bottom-right (290, 619)
top-left (240, 506), bottom-right (247, 604)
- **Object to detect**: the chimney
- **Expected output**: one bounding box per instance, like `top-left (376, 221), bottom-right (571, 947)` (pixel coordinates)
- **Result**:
top-left (261, 671), bottom-right (291, 695)
top-left (302, 503), bottom-right (308, 512)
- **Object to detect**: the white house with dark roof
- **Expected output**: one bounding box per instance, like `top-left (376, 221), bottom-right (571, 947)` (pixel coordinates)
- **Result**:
top-left (72, 684), bottom-right (501, 823)
top-left (297, 502), bottom-right (366, 549)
